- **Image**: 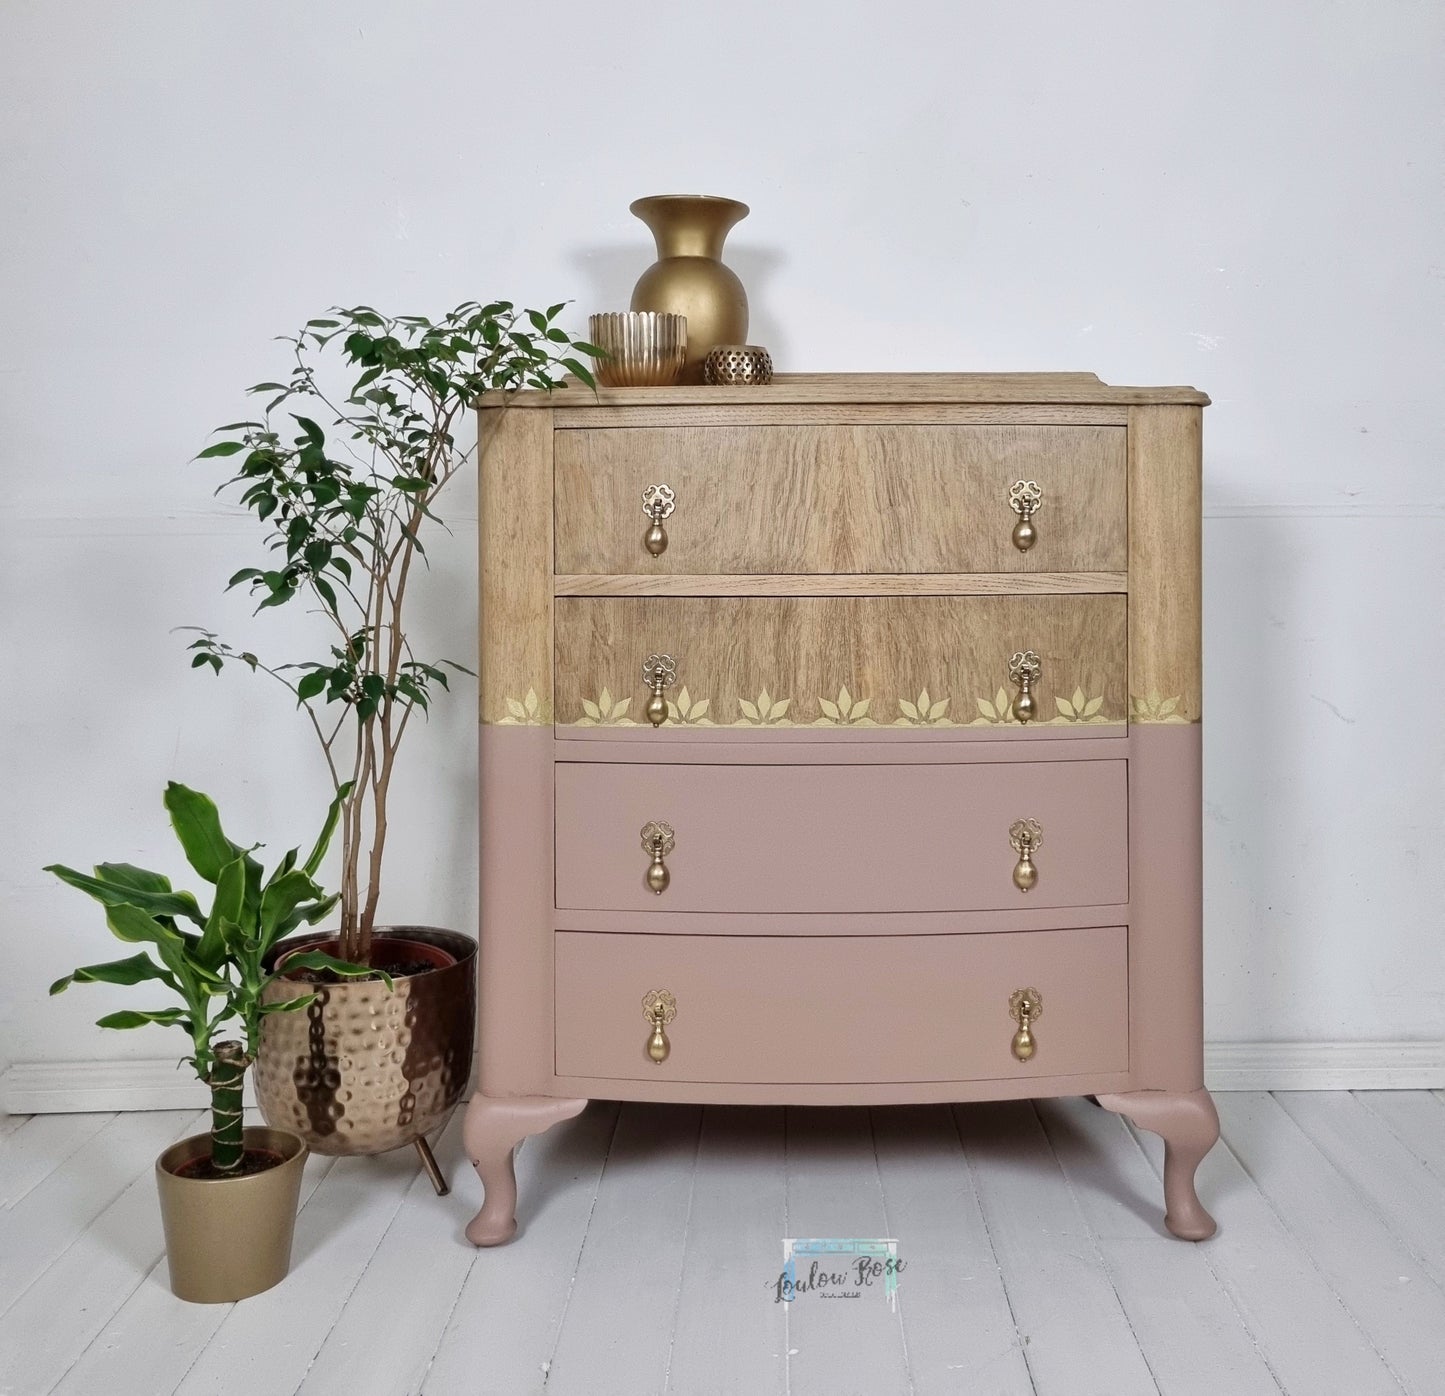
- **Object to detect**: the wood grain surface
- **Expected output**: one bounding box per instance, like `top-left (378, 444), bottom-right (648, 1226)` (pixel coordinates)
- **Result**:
top-left (555, 424), bottom-right (1126, 574)
top-left (553, 594), bottom-right (1127, 728)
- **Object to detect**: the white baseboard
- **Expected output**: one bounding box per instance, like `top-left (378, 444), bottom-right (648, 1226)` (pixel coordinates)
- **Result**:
top-left (1202, 1040), bottom-right (1445, 1091)
top-left (2, 1042), bottom-right (1442, 1114)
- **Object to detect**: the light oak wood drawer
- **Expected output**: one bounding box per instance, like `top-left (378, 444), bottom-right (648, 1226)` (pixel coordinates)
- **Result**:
top-left (554, 424), bottom-right (1126, 574)
top-left (555, 758), bottom-right (1128, 913)
top-left (554, 594), bottom-right (1127, 730)
top-left (553, 927), bottom-right (1129, 1083)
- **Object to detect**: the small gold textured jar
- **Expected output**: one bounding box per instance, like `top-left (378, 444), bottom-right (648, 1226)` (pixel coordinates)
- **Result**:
top-left (703, 344), bottom-right (773, 386)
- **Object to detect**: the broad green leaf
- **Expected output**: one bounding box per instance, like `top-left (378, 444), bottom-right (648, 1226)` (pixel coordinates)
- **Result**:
top-left (301, 782), bottom-right (350, 878)
top-left (197, 854), bottom-right (246, 968)
top-left (196, 441), bottom-right (245, 458)
top-left (96, 1009), bottom-right (188, 1030)
top-left (163, 782), bottom-right (241, 883)
top-left (276, 950), bottom-right (390, 989)
top-left (50, 952), bottom-right (175, 995)
top-left (260, 993), bottom-right (319, 1014)
top-left (259, 869), bottom-right (326, 951)
top-left (45, 863), bottom-right (204, 926)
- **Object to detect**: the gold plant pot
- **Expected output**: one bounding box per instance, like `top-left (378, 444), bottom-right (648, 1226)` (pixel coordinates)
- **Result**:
top-left (155, 1125), bottom-right (307, 1303)
top-left (254, 925), bottom-right (476, 1158)
top-left (629, 194), bottom-right (749, 382)
top-left (588, 311), bottom-right (687, 387)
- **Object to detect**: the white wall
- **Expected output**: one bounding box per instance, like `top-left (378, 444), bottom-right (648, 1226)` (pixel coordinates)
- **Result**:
top-left (3, 1), bottom-right (1442, 1084)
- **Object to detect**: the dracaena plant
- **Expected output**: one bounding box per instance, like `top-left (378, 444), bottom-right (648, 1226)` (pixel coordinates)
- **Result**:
top-left (185, 302), bottom-right (597, 965)
top-left (46, 782), bottom-right (377, 1174)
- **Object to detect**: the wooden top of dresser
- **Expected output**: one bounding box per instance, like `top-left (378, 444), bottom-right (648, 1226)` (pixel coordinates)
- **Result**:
top-left (479, 372), bottom-right (1209, 409)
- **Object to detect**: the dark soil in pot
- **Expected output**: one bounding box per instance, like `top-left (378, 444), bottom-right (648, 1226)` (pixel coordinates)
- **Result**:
top-left (173, 1148), bottom-right (286, 1180)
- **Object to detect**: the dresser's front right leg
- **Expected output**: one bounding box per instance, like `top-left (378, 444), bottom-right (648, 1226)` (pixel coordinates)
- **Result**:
top-left (463, 1093), bottom-right (589, 1246)
top-left (1098, 1088), bottom-right (1219, 1240)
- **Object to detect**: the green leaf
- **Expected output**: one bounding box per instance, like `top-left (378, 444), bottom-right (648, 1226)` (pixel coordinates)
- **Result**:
top-left (102, 901), bottom-right (187, 949)
top-left (258, 869), bottom-right (326, 953)
top-left (301, 782), bottom-right (350, 877)
top-left (162, 782), bottom-right (242, 884)
top-left (293, 415), bottom-right (325, 448)
top-left (296, 670), bottom-right (326, 701)
top-left (260, 993), bottom-right (319, 1014)
top-left (196, 854), bottom-right (247, 968)
top-left (276, 950), bottom-right (390, 989)
top-left (227, 567), bottom-right (263, 589)
top-left (50, 952), bottom-right (175, 995)
top-left (96, 1009), bottom-right (188, 1030)
top-left (45, 863), bottom-right (205, 926)
top-left (196, 441), bottom-right (245, 458)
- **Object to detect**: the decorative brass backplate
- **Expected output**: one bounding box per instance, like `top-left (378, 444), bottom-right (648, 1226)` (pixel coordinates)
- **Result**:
top-left (642, 653), bottom-right (678, 726)
top-left (1008, 987), bottom-right (1043, 1062)
top-left (641, 483), bottom-right (676, 557)
top-left (640, 820), bottom-right (676, 895)
top-left (1009, 818), bottom-right (1043, 892)
top-left (642, 988), bottom-right (678, 1064)
top-left (1008, 649), bottom-right (1042, 723)
top-left (1008, 479), bottom-right (1044, 552)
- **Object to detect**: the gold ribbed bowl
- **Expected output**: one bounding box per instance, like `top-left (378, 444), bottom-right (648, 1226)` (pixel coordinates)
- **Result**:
top-left (588, 311), bottom-right (687, 387)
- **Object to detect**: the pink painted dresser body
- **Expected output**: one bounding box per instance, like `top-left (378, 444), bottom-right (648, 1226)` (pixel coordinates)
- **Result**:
top-left (476, 376), bottom-right (1207, 1111)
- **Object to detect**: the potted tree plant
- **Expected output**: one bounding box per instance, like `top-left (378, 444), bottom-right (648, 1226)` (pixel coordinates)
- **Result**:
top-left (186, 301), bottom-right (596, 1190)
top-left (46, 780), bottom-right (374, 1302)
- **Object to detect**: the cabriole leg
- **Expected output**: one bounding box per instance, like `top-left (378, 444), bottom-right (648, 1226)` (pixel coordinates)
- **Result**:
top-left (1098, 1088), bottom-right (1220, 1240)
top-left (462, 1093), bottom-right (588, 1246)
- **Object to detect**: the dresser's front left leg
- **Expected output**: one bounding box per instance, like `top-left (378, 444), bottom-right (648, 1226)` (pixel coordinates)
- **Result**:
top-left (463, 1093), bottom-right (589, 1246)
top-left (1097, 1088), bottom-right (1219, 1240)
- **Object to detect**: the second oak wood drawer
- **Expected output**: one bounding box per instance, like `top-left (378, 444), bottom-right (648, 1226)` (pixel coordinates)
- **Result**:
top-left (555, 424), bottom-right (1126, 574)
top-left (555, 758), bottom-right (1128, 913)
top-left (554, 594), bottom-right (1127, 730)
top-left (554, 926), bottom-right (1130, 1083)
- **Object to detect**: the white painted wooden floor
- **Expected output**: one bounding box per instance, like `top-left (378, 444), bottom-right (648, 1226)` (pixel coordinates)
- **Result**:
top-left (2, 1092), bottom-right (1444, 1395)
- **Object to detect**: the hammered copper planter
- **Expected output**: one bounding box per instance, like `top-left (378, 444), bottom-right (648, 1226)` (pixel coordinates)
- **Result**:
top-left (254, 925), bottom-right (476, 1159)
top-left (156, 1125), bottom-right (306, 1303)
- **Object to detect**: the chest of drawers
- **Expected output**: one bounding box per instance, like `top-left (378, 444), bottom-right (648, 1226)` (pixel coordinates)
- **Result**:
top-left (463, 373), bottom-right (1218, 1246)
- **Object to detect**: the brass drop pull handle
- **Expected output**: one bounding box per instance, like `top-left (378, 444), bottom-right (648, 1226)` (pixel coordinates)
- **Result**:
top-left (642, 653), bottom-right (677, 726)
top-left (1009, 987), bottom-right (1043, 1062)
top-left (1009, 818), bottom-right (1043, 892)
top-left (1008, 650), bottom-right (1042, 723)
top-left (640, 821), bottom-right (675, 895)
top-left (643, 989), bottom-right (677, 1064)
top-left (1009, 480), bottom-right (1043, 552)
top-left (641, 484), bottom-right (676, 557)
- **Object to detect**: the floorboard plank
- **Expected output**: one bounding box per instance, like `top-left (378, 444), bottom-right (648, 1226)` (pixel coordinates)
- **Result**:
top-left (50, 1149), bottom-right (339, 1396)
top-left (1034, 1097), bottom-right (1280, 1396)
top-left (421, 1099), bottom-right (620, 1396)
top-left (0, 1113), bottom-right (30, 1143)
top-left (0, 1109), bottom-right (206, 1393)
top-left (664, 1106), bottom-right (788, 1396)
top-left (870, 1104), bottom-right (1032, 1396)
top-left (542, 1102), bottom-right (702, 1396)
top-left (1278, 1092), bottom-right (1445, 1291)
top-left (1355, 1091), bottom-right (1445, 1188)
top-left (1215, 1093), bottom-right (1445, 1393)
top-left (1123, 1095), bottom-right (1399, 1395)
top-left (294, 1118), bottom-right (475, 1396)
top-left (783, 1106), bottom-right (912, 1396)
top-left (0, 1110), bottom-right (191, 1317)
top-left (0, 1112), bottom-right (112, 1209)
top-left (953, 1100), bottom-right (1157, 1396)
top-left (171, 1146), bottom-right (421, 1395)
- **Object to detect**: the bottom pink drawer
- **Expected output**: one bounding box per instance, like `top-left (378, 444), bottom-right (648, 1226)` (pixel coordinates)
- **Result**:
top-left (554, 927), bottom-right (1128, 1084)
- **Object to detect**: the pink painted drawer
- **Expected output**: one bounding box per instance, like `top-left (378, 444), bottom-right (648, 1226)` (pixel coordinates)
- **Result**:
top-left (554, 927), bottom-right (1129, 1083)
top-left (555, 759), bottom-right (1127, 913)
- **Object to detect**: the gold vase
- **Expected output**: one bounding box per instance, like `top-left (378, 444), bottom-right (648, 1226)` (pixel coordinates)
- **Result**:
top-left (629, 195), bottom-right (749, 383)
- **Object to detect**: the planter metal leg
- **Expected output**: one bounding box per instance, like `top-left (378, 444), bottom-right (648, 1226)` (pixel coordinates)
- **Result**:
top-left (414, 1134), bottom-right (448, 1196)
